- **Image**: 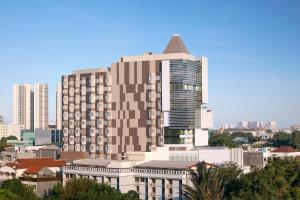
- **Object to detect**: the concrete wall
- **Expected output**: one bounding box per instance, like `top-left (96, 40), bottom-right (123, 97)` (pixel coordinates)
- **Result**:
top-left (243, 152), bottom-right (264, 169)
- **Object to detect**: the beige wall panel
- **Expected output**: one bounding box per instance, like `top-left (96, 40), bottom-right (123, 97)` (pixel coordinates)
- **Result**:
top-left (137, 61), bottom-right (142, 84)
top-left (119, 62), bottom-right (124, 85)
top-left (129, 62), bottom-right (135, 84)
top-left (150, 60), bottom-right (156, 73)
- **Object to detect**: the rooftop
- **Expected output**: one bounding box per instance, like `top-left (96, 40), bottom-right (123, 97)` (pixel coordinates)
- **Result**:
top-left (134, 160), bottom-right (198, 170)
top-left (73, 159), bottom-right (110, 167)
top-left (163, 34), bottom-right (190, 54)
top-left (8, 158), bottom-right (66, 169)
top-left (23, 165), bottom-right (45, 174)
top-left (39, 144), bottom-right (60, 150)
top-left (72, 67), bottom-right (107, 74)
top-left (271, 146), bottom-right (299, 153)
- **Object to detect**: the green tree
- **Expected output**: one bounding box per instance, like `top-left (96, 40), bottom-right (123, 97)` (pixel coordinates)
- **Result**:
top-left (58, 178), bottom-right (138, 200)
top-left (291, 131), bottom-right (300, 150)
top-left (209, 133), bottom-right (236, 148)
top-left (0, 179), bottom-right (39, 200)
top-left (0, 142), bottom-right (9, 151)
top-left (224, 157), bottom-right (300, 200)
top-left (184, 162), bottom-right (241, 200)
top-left (44, 183), bottom-right (64, 200)
top-left (271, 132), bottom-right (291, 147)
top-left (123, 190), bottom-right (139, 200)
top-left (1, 135), bottom-right (18, 142)
top-left (0, 189), bottom-right (21, 200)
top-left (0, 135), bottom-right (17, 151)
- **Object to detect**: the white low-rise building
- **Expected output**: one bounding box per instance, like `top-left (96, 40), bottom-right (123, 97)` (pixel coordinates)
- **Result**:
top-left (63, 158), bottom-right (197, 200)
top-left (167, 145), bottom-right (244, 167)
top-left (263, 146), bottom-right (300, 159)
top-left (62, 146), bottom-right (249, 200)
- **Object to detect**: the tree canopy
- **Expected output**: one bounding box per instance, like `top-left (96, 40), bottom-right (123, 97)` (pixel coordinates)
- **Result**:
top-left (271, 132), bottom-right (291, 147)
top-left (225, 157), bottom-right (300, 200)
top-left (209, 133), bottom-right (237, 148)
top-left (1, 135), bottom-right (18, 142)
top-left (0, 135), bottom-right (17, 151)
top-left (0, 179), bottom-right (39, 200)
top-left (46, 179), bottom-right (139, 200)
top-left (185, 157), bottom-right (300, 200)
top-left (184, 162), bottom-right (242, 200)
top-left (0, 189), bottom-right (21, 200)
top-left (270, 131), bottom-right (300, 150)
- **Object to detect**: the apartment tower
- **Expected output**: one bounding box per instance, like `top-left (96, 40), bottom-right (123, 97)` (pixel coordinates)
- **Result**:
top-left (62, 35), bottom-right (210, 159)
top-left (56, 82), bottom-right (63, 130)
top-left (34, 83), bottom-right (49, 129)
top-left (13, 84), bottom-right (34, 130)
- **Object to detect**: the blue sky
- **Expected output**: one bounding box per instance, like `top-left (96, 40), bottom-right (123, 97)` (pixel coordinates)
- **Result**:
top-left (0, 0), bottom-right (299, 128)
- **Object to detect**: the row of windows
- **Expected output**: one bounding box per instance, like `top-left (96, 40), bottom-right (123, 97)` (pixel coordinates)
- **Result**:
top-left (64, 166), bottom-right (188, 175)
top-left (170, 83), bottom-right (201, 91)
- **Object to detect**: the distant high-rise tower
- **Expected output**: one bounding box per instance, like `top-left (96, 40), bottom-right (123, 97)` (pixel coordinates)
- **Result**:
top-left (0, 115), bottom-right (3, 124)
top-left (34, 83), bottom-right (48, 130)
top-left (13, 84), bottom-right (34, 130)
top-left (56, 82), bottom-right (62, 130)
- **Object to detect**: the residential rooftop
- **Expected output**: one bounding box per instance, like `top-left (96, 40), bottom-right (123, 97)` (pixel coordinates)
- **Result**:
top-left (271, 146), bottom-right (299, 153)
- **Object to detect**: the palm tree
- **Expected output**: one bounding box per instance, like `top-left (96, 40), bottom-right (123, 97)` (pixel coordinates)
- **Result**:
top-left (184, 161), bottom-right (241, 200)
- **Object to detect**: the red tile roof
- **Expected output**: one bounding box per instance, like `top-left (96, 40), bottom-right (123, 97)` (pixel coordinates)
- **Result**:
top-left (23, 165), bottom-right (45, 174)
top-left (7, 158), bottom-right (66, 169)
top-left (271, 146), bottom-right (299, 153)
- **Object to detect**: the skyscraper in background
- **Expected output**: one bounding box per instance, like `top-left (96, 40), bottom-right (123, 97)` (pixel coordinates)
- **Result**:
top-left (13, 84), bottom-right (34, 130)
top-left (34, 83), bottom-right (48, 129)
top-left (237, 121), bottom-right (249, 129)
top-left (0, 115), bottom-right (3, 124)
top-left (56, 82), bottom-right (62, 130)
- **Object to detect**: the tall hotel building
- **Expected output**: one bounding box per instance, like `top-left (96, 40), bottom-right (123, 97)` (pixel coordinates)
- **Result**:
top-left (62, 35), bottom-right (211, 159)
top-left (56, 82), bottom-right (63, 130)
top-left (13, 84), bottom-right (34, 130)
top-left (34, 83), bottom-right (49, 129)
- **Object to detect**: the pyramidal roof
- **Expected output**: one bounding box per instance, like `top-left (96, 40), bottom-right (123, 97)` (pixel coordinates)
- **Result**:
top-left (163, 34), bottom-right (190, 54)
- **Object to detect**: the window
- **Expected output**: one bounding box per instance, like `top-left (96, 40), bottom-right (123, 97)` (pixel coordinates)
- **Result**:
top-left (105, 129), bottom-right (110, 136)
top-left (105, 111), bottom-right (111, 117)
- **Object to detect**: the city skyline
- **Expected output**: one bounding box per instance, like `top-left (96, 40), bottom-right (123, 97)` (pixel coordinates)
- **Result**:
top-left (0, 1), bottom-right (299, 128)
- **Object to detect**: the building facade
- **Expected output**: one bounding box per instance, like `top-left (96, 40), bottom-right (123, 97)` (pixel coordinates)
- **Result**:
top-left (62, 35), bottom-right (210, 159)
top-left (34, 83), bottom-right (48, 130)
top-left (35, 128), bottom-right (63, 147)
top-left (63, 159), bottom-right (195, 200)
top-left (56, 82), bottom-right (63, 130)
top-left (168, 146), bottom-right (244, 167)
top-left (13, 84), bottom-right (34, 130)
top-left (0, 124), bottom-right (24, 140)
